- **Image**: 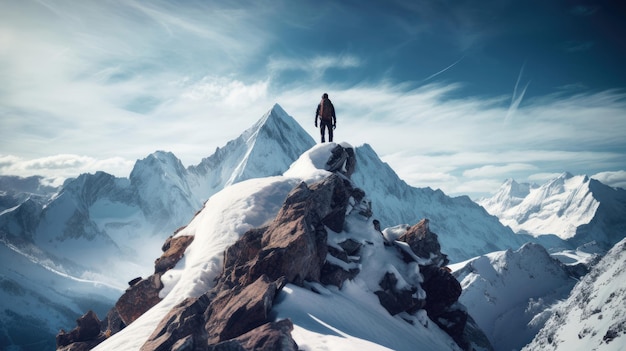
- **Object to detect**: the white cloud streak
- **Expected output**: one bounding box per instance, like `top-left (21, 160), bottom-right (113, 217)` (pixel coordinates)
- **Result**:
top-left (267, 54), bottom-right (362, 79)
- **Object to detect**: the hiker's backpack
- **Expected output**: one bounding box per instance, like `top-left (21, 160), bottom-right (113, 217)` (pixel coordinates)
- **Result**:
top-left (320, 99), bottom-right (333, 121)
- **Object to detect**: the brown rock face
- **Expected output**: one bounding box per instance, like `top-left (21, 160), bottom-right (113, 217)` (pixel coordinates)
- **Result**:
top-left (56, 310), bottom-right (105, 350)
top-left (115, 274), bottom-right (164, 326)
top-left (221, 174), bottom-right (355, 289)
top-left (208, 319), bottom-right (298, 351)
top-left (116, 235), bottom-right (194, 326)
top-left (140, 296), bottom-right (211, 351)
top-left (204, 275), bottom-right (286, 344)
top-left (155, 235), bottom-right (195, 274)
top-left (397, 219), bottom-right (449, 267)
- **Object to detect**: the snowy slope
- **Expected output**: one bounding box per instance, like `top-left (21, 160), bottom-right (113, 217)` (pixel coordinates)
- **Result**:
top-left (450, 243), bottom-right (576, 351)
top-left (523, 238), bottom-right (626, 351)
top-left (352, 144), bottom-right (527, 263)
top-left (0, 239), bottom-right (119, 350)
top-left (94, 143), bottom-right (464, 351)
top-left (479, 173), bottom-right (626, 249)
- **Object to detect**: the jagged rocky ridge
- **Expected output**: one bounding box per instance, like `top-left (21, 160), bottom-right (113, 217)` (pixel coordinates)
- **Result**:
top-left (57, 144), bottom-right (492, 351)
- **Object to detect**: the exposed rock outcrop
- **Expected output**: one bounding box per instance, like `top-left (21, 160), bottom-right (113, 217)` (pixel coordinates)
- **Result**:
top-left (56, 310), bottom-right (106, 351)
top-left (371, 218), bottom-right (484, 350)
top-left (112, 235), bottom-right (195, 326)
top-left (155, 235), bottom-right (195, 274)
top-left (141, 167), bottom-right (365, 349)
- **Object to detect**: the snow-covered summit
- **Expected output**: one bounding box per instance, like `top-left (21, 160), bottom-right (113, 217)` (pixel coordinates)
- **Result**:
top-left (479, 178), bottom-right (537, 214)
top-left (189, 103), bottom-right (315, 189)
top-left (479, 172), bottom-right (626, 249)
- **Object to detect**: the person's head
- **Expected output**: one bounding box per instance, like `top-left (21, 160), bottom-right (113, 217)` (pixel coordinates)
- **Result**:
top-left (322, 93), bottom-right (328, 99)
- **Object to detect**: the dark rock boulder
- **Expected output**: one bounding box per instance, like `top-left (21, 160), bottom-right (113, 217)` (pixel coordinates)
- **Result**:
top-left (374, 271), bottom-right (422, 316)
top-left (320, 245), bottom-right (360, 288)
top-left (56, 310), bottom-right (104, 350)
top-left (338, 238), bottom-right (362, 256)
top-left (325, 144), bottom-right (356, 178)
top-left (462, 314), bottom-right (495, 351)
top-left (436, 305), bottom-right (470, 350)
top-left (420, 265), bottom-right (471, 349)
top-left (421, 265), bottom-right (462, 318)
top-left (116, 274), bottom-right (164, 326)
top-left (101, 307), bottom-right (125, 335)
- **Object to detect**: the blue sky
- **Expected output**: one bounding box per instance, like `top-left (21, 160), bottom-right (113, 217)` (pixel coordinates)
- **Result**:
top-left (1, 0), bottom-right (625, 198)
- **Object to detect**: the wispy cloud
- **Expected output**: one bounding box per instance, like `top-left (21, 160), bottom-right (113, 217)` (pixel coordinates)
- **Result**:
top-left (421, 56), bottom-right (465, 83)
top-left (592, 170), bottom-right (626, 189)
top-left (504, 62), bottom-right (531, 123)
top-left (267, 54), bottom-right (362, 79)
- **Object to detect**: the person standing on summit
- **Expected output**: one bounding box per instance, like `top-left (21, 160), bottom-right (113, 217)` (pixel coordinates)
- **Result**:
top-left (314, 93), bottom-right (336, 143)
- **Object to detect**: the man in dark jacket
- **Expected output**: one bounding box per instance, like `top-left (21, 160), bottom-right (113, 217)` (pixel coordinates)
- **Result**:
top-left (314, 93), bottom-right (336, 143)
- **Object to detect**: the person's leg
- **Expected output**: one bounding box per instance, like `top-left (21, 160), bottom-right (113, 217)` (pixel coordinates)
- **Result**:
top-left (328, 122), bottom-right (333, 142)
top-left (320, 123), bottom-right (326, 143)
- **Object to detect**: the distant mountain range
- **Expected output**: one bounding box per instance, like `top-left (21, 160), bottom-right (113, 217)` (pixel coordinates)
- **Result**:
top-left (479, 173), bottom-right (626, 250)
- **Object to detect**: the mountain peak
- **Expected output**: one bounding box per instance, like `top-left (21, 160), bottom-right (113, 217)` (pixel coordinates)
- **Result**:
top-left (270, 102), bottom-right (287, 115)
top-left (213, 104), bottom-right (315, 185)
